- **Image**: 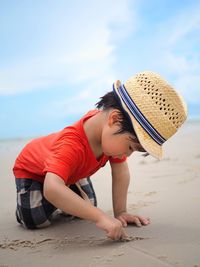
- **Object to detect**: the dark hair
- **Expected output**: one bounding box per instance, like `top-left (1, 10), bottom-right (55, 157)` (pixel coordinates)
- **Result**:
top-left (95, 91), bottom-right (137, 137)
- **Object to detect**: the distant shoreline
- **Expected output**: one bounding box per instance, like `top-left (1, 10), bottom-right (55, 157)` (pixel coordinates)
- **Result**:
top-left (0, 118), bottom-right (200, 142)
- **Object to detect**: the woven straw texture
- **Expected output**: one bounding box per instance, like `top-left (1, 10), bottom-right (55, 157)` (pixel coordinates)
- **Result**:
top-left (114, 71), bottom-right (187, 159)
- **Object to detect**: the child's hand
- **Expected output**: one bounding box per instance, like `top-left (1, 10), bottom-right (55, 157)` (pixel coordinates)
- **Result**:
top-left (116, 212), bottom-right (150, 227)
top-left (96, 214), bottom-right (128, 240)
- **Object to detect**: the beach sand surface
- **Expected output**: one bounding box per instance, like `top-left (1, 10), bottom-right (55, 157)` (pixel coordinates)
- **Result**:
top-left (0, 121), bottom-right (200, 267)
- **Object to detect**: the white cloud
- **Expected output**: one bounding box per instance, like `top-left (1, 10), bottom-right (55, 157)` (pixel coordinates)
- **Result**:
top-left (40, 76), bottom-right (115, 120)
top-left (174, 74), bottom-right (200, 104)
top-left (144, 3), bottom-right (200, 104)
top-left (0, 0), bottom-right (134, 96)
top-left (167, 7), bottom-right (200, 47)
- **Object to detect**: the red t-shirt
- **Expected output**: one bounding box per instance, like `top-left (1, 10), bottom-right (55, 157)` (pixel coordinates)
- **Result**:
top-left (13, 110), bottom-right (126, 185)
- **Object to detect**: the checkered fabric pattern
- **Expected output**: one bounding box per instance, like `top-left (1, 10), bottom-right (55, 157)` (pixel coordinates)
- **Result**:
top-left (15, 177), bottom-right (97, 229)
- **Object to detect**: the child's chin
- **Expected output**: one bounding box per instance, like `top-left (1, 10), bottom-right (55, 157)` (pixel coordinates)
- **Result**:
top-left (107, 154), bottom-right (119, 158)
top-left (103, 151), bottom-right (111, 157)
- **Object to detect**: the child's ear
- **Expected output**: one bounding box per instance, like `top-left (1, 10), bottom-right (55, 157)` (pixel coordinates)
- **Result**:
top-left (108, 110), bottom-right (122, 127)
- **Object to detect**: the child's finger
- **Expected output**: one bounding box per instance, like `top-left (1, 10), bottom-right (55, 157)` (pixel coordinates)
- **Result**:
top-left (133, 217), bottom-right (142, 227)
top-left (124, 216), bottom-right (141, 226)
top-left (138, 216), bottom-right (151, 225)
top-left (121, 228), bottom-right (128, 239)
top-left (118, 216), bottom-right (127, 227)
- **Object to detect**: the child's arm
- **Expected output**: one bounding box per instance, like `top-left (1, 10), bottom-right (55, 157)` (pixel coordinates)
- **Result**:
top-left (110, 161), bottom-right (150, 227)
top-left (44, 172), bottom-right (127, 240)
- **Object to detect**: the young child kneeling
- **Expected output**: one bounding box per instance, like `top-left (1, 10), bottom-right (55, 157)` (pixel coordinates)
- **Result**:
top-left (13, 71), bottom-right (187, 240)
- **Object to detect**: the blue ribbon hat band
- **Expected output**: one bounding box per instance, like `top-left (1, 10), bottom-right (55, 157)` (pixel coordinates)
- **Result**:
top-left (113, 84), bottom-right (166, 146)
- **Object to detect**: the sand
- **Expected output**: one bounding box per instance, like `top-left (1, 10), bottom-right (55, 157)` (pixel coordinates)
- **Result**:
top-left (0, 121), bottom-right (200, 267)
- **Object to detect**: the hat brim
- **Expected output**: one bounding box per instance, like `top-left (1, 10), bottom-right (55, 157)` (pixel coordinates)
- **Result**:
top-left (114, 81), bottom-right (163, 160)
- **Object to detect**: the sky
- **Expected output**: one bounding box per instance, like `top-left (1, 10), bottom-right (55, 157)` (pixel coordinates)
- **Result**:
top-left (0, 0), bottom-right (200, 139)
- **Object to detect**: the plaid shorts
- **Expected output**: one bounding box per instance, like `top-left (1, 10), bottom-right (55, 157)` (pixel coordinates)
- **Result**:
top-left (15, 177), bottom-right (97, 229)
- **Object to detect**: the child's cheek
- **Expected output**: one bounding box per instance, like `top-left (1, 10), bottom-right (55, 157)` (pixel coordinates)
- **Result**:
top-left (102, 141), bottom-right (115, 156)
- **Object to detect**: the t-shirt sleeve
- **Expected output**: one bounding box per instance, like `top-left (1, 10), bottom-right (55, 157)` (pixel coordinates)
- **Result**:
top-left (109, 156), bottom-right (127, 164)
top-left (43, 135), bottom-right (80, 183)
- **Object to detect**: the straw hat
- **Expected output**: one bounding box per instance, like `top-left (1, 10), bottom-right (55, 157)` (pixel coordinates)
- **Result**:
top-left (113, 71), bottom-right (187, 159)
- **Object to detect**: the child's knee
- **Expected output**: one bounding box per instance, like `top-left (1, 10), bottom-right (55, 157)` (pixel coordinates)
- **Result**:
top-left (16, 207), bottom-right (52, 229)
top-left (15, 178), bottom-right (56, 229)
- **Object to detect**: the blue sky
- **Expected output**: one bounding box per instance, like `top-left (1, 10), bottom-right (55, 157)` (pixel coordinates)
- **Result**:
top-left (0, 0), bottom-right (200, 139)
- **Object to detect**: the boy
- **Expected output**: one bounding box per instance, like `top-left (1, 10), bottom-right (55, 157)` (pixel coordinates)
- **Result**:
top-left (13, 71), bottom-right (187, 240)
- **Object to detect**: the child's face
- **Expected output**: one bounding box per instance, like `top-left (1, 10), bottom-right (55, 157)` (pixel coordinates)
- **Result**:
top-left (101, 110), bottom-right (146, 158)
top-left (102, 131), bottom-right (144, 158)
